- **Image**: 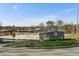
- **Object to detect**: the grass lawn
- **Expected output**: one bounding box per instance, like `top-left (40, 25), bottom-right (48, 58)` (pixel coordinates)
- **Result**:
top-left (3, 39), bottom-right (79, 48)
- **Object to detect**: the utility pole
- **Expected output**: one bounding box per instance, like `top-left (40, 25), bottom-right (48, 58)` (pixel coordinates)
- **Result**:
top-left (0, 22), bottom-right (2, 35)
top-left (76, 3), bottom-right (79, 33)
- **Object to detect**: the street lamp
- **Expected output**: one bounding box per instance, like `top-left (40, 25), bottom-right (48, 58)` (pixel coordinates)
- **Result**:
top-left (76, 3), bottom-right (79, 33)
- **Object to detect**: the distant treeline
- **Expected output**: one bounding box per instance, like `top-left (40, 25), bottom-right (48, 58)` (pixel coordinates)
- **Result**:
top-left (0, 20), bottom-right (78, 34)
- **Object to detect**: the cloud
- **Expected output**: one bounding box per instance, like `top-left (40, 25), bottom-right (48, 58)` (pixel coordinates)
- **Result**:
top-left (56, 8), bottom-right (76, 16)
top-left (62, 8), bottom-right (76, 13)
top-left (0, 8), bottom-right (77, 26)
top-left (12, 5), bottom-right (18, 10)
top-left (15, 15), bottom-right (56, 26)
top-left (53, 8), bottom-right (77, 20)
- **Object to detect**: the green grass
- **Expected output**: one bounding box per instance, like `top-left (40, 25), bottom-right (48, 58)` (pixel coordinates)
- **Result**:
top-left (3, 39), bottom-right (79, 48)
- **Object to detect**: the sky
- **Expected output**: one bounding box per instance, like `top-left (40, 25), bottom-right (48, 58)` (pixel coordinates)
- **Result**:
top-left (0, 3), bottom-right (78, 26)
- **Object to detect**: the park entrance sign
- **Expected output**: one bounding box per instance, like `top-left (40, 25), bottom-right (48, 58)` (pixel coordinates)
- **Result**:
top-left (53, 31), bottom-right (64, 39)
top-left (39, 31), bottom-right (64, 40)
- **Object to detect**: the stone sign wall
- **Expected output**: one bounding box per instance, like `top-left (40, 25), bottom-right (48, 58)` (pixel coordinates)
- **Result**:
top-left (39, 31), bottom-right (64, 40)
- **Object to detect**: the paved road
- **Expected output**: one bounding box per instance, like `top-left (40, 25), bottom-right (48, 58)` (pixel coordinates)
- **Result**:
top-left (0, 47), bottom-right (79, 56)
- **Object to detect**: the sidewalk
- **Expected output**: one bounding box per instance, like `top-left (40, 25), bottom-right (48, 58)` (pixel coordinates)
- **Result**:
top-left (0, 34), bottom-right (39, 40)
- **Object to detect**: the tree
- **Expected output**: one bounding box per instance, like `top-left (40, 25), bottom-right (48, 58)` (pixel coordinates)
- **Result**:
top-left (63, 24), bottom-right (75, 34)
top-left (39, 23), bottom-right (45, 33)
top-left (46, 20), bottom-right (54, 32)
top-left (56, 20), bottom-right (63, 31)
top-left (30, 25), bottom-right (35, 30)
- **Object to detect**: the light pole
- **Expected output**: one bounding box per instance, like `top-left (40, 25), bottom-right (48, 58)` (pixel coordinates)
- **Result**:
top-left (76, 3), bottom-right (79, 33)
top-left (12, 25), bottom-right (16, 45)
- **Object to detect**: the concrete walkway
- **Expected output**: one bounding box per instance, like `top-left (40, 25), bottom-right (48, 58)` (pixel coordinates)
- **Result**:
top-left (0, 34), bottom-right (39, 40)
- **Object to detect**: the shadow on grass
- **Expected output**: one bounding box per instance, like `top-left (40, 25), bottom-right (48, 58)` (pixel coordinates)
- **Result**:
top-left (0, 38), bottom-right (15, 44)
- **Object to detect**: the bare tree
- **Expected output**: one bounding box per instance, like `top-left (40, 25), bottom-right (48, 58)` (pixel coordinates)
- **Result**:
top-left (39, 23), bottom-right (45, 33)
top-left (46, 20), bottom-right (54, 32)
top-left (56, 20), bottom-right (63, 31)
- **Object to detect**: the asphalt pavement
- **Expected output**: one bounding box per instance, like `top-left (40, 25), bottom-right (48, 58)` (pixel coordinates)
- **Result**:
top-left (0, 46), bottom-right (79, 56)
